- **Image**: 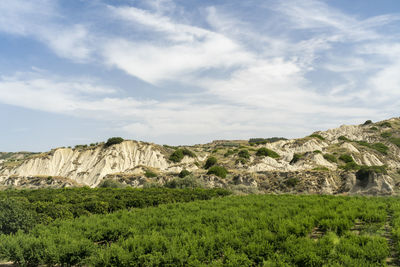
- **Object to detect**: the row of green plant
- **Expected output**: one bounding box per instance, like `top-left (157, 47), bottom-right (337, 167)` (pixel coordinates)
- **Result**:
top-left (0, 188), bottom-right (230, 235)
top-left (0, 195), bottom-right (394, 266)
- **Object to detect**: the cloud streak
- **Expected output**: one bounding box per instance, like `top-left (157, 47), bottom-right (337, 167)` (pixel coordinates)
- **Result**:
top-left (0, 0), bottom-right (399, 146)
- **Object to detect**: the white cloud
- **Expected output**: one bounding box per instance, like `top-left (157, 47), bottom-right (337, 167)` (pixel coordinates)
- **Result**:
top-left (0, 0), bottom-right (399, 146)
top-left (0, 0), bottom-right (91, 61)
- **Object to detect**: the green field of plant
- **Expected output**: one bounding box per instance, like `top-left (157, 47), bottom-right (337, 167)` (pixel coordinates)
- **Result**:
top-left (1, 190), bottom-right (400, 266)
top-left (0, 187), bottom-right (230, 235)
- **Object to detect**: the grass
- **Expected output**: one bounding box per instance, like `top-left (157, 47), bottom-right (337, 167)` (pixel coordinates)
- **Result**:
top-left (309, 134), bottom-right (325, 141)
top-left (323, 154), bottom-right (337, 163)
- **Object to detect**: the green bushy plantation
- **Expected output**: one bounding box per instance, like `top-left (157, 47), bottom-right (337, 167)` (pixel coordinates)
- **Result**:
top-left (1, 193), bottom-right (400, 266)
top-left (0, 188), bottom-right (230, 235)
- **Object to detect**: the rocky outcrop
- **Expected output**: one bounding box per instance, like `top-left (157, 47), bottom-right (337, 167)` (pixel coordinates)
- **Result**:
top-left (0, 118), bottom-right (399, 195)
top-left (350, 172), bottom-right (394, 195)
top-left (0, 141), bottom-right (170, 186)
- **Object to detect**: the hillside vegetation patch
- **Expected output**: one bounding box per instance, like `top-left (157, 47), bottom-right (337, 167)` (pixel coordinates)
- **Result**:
top-left (204, 157), bottom-right (217, 169)
top-left (323, 154), bottom-right (337, 163)
top-left (207, 165), bottom-right (228, 178)
top-left (169, 148), bottom-right (196, 163)
top-left (309, 134), bottom-right (325, 140)
top-left (256, 148), bottom-right (280, 158)
top-left (105, 137), bottom-right (124, 147)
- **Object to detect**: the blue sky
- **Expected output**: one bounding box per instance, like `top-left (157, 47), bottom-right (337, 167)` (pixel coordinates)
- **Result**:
top-left (1, 0), bottom-right (400, 152)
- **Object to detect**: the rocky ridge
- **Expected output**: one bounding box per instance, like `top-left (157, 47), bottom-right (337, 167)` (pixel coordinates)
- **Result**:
top-left (1, 118), bottom-right (400, 195)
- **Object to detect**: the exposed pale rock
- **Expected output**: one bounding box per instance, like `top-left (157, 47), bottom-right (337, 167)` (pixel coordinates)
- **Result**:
top-left (362, 153), bottom-right (383, 166)
top-left (341, 143), bottom-right (359, 153)
top-left (312, 154), bottom-right (336, 169)
top-left (0, 141), bottom-right (169, 187)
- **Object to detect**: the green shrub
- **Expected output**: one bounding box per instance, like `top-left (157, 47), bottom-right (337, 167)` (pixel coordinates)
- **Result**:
top-left (238, 149), bottom-right (250, 159)
top-left (256, 148), bottom-right (280, 158)
top-left (390, 138), bottom-right (400, 148)
top-left (178, 169), bottom-right (191, 178)
top-left (204, 157), bottom-right (217, 169)
top-left (381, 132), bottom-right (392, 138)
top-left (169, 149), bottom-right (184, 163)
top-left (290, 153), bottom-right (303, 164)
top-left (236, 158), bottom-right (247, 165)
top-left (98, 179), bottom-right (125, 188)
top-left (286, 177), bottom-right (299, 187)
top-left (207, 166), bottom-right (228, 178)
top-left (357, 165), bottom-right (387, 175)
top-left (105, 137), bottom-right (124, 147)
top-left (313, 150), bottom-right (322, 154)
top-left (144, 170), bottom-right (157, 178)
top-left (165, 176), bottom-right (203, 189)
top-left (356, 166), bottom-right (387, 182)
top-left (313, 166), bottom-right (329, 171)
top-left (338, 136), bottom-right (350, 142)
top-left (340, 162), bottom-right (359, 171)
top-left (339, 154), bottom-right (354, 163)
top-left (0, 199), bottom-right (35, 234)
top-left (370, 126), bottom-right (378, 131)
top-left (379, 122), bottom-right (392, 128)
top-left (169, 148), bottom-right (196, 163)
top-left (363, 120), bottom-right (373, 125)
top-left (182, 148), bottom-right (196, 158)
top-left (248, 137), bottom-right (287, 145)
top-left (309, 134), bottom-right (325, 140)
top-left (323, 154), bottom-right (337, 163)
top-left (354, 141), bottom-right (389, 154)
top-left (354, 140), bottom-right (369, 147)
top-left (224, 150), bottom-right (235, 157)
top-left (371, 143), bottom-right (389, 154)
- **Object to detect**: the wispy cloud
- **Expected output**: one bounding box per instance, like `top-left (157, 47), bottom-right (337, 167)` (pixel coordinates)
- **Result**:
top-left (0, 0), bottom-right (399, 146)
top-left (0, 0), bottom-right (91, 61)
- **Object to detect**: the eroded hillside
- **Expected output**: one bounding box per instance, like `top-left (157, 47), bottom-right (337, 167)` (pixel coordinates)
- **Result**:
top-left (1, 118), bottom-right (400, 195)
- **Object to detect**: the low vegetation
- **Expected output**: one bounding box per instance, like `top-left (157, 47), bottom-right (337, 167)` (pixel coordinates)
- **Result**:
top-left (256, 147), bottom-right (279, 158)
top-left (290, 153), bottom-right (303, 164)
top-left (105, 137), bottom-right (124, 147)
top-left (0, 194), bottom-right (397, 266)
top-left (238, 149), bottom-right (250, 159)
top-left (0, 188), bottom-right (230, 236)
top-left (338, 136), bottom-right (350, 142)
top-left (390, 138), bottom-right (400, 148)
top-left (144, 170), bottom-right (157, 178)
top-left (207, 165), bottom-right (228, 178)
top-left (169, 148), bottom-right (196, 163)
top-left (248, 137), bottom-right (287, 145)
top-left (309, 133), bottom-right (325, 140)
top-left (204, 157), bottom-right (217, 169)
top-left (323, 153), bottom-right (337, 163)
top-left (178, 169), bottom-right (191, 178)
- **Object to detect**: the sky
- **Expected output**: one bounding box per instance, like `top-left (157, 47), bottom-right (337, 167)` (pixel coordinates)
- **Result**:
top-left (1, 0), bottom-right (400, 152)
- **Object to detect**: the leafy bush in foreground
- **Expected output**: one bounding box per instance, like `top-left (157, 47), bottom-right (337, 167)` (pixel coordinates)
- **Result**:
top-left (0, 188), bottom-right (231, 235)
top-left (0, 195), bottom-right (393, 266)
